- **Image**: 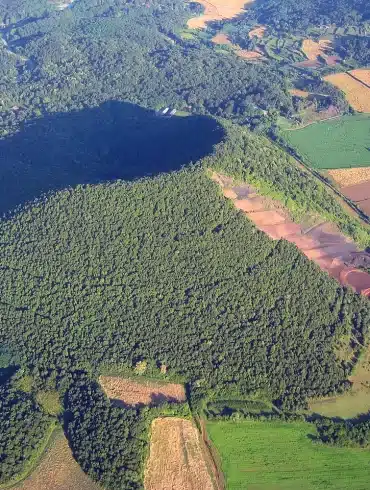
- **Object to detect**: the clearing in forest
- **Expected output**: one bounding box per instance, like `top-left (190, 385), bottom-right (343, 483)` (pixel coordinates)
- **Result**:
top-left (13, 431), bottom-right (100, 490)
top-left (99, 376), bottom-right (186, 407)
top-left (144, 417), bottom-right (217, 490)
top-left (211, 32), bottom-right (263, 61)
top-left (289, 88), bottom-right (310, 98)
top-left (324, 72), bottom-right (370, 112)
top-left (302, 39), bottom-right (332, 61)
top-left (187, 0), bottom-right (252, 29)
top-left (248, 25), bottom-right (266, 39)
top-left (310, 344), bottom-right (370, 418)
top-left (207, 420), bottom-right (370, 489)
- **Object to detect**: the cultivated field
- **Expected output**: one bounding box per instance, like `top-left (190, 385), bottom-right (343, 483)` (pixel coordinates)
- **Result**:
top-left (283, 114), bottom-right (370, 169)
top-left (207, 420), bottom-right (370, 489)
top-left (99, 376), bottom-right (186, 406)
top-left (324, 72), bottom-right (370, 112)
top-left (14, 431), bottom-right (100, 490)
top-left (187, 0), bottom-right (251, 29)
top-left (144, 417), bottom-right (216, 490)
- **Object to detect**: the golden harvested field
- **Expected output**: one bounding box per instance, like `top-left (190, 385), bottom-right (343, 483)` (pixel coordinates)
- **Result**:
top-left (99, 376), bottom-right (186, 406)
top-left (302, 39), bottom-right (332, 61)
top-left (144, 417), bottom-right (216, 490)
top-left (289, 88), bottom-right (310, 98)
top-left (324, 73), bottom-right (370, 112)
top-left (14, 431), bottom-right (100, 490)
top-left (187, 0), bottom-right (252, 29)
top-left (328, 167), bottom-right (370, 187)
top-left (248, 25), bottom-right (266, 38)
top-left (350, 69), bottom-right (370, 86)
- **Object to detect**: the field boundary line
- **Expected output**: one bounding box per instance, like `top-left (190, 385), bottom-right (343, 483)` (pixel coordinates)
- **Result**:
top-left (346, 71), bottom-right (370, 90)
top-left (197, 417), bottom-right (225, 490)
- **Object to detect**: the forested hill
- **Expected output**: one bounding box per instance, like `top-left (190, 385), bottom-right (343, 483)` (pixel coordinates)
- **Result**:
top-left (1, 123), bottom-right (369, 413)
top-left (253, 0), bottom-right (370, 32)
top-left (0, 0), bottom-right (293, 135)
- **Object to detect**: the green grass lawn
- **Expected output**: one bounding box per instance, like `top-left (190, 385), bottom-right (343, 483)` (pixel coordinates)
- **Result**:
top-left (207, 420), bottom-right (370, 489)
top-left (282, 114), bottom-right (370, 169)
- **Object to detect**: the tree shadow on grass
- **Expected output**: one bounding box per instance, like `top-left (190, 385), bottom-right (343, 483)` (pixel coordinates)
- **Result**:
top-left (0, 101), bottom-right (225, 215)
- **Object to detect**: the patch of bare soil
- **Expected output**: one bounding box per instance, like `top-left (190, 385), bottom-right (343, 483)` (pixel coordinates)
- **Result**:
top-left (211, 33), bottom-right (232, 45)
top-left (15, 432), bottom-right (100, 490)
top-left (236, 49), bottom-right (263, 60)
top-left (210, 171), bottom-right (370, 296)
top-left (99, 376), bottom-right (186, 407)
top-left (144, 418), bottom-right (217, 490)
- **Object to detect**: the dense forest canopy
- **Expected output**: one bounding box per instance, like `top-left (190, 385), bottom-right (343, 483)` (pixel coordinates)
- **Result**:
top-left (1, 123), bottom-right (369, 414)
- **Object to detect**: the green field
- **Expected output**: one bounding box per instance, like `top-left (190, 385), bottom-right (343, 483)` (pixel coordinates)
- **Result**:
top-left (207, 420), bottom-right (370, 489)
top-left (283, 114), bottom-right (370, 169)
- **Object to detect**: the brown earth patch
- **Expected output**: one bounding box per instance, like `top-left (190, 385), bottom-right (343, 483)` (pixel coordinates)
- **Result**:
top-left (14, 431), bottom-right (100, 490)
top-left (324, 72), bottom-right (370, 112)
top-left (99, 376), bottom-right (186, 407)
top-left (187, 0), bottom-right (252, 29)
top-left (211, 32), bottom-right (232, 45)
top-left (144, 417), bottom-right (217, 490)
top-left (210, 171), bottom-right (370, 296)
top-left (248, 25), bottom-right (266, 39)
top-left (341, 181), bottom-right (370, 202)
top-left (302, 39), bottom-right (332, 61)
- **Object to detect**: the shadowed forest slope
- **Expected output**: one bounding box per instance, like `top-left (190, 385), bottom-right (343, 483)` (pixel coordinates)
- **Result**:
top-left (0, 101), bottom-right (223, 214)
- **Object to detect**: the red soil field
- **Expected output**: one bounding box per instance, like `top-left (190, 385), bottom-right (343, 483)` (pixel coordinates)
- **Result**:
top-left (211, 171), bottom-right (370, 297)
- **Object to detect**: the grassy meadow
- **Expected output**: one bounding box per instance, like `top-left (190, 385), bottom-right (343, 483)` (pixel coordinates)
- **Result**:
top-left (283, 114), bottom-right (370, 169)
top-left (207, 420), bottom-right (370, 489)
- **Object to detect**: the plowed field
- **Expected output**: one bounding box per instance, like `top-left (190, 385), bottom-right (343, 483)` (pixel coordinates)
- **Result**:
top-left (144, 417), bottom-right (216, 490)
top-left (187, 0), bottom-right (252, 29)
top-left (14, 431), bottom-right (99, 490)
top-left (324, 72), bottom-right (370, 112)
top-left (99, 376), bottom-right (186, 406)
